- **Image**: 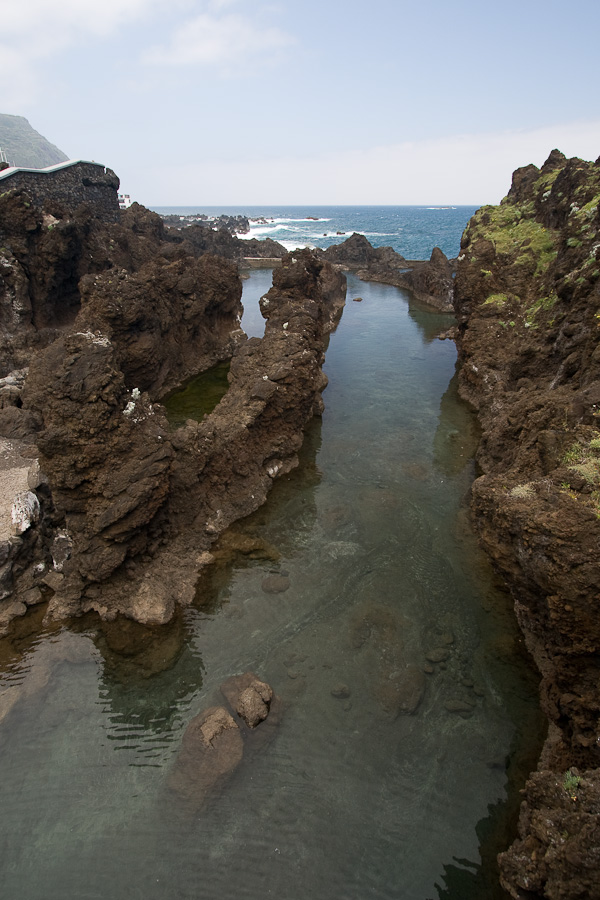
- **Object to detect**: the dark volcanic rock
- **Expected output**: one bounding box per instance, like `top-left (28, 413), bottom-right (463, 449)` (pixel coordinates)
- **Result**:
top-left (0, 194), bottom-right (282, 380)
top-left (0, 174), bottom-right (343, 630)
top-left (10, 248), bottom-right (345, 626)
top-left (499, 768), bottom-right (600, 900)
top-left (319, 232), bottom-right (387, 268)
top-left (22, 331), bottom-right (175, 622)
top-left (76, 253), bottom-right (243, 397)
top-left (173, 223), bottom-right (287, 262)
top-left (407, 247), bottom-right (454, 311)
top-left (454, 150), bottom-right (600, 896)
top-left (160, 213), bottom-right (250, 234)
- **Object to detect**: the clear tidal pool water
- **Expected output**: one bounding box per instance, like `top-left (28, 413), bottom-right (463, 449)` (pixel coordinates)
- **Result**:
top-left (0, 273), bottom-right (545, 900)
top-left (162, 360), bottom-right (231, 428)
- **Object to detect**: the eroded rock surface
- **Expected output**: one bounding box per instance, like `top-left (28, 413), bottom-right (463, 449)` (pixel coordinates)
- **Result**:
top-left (454, 149), bottom-right (600, 897)
top-left (2, 235), bottom-right (345, 626)
top-left (76, 253), bottom-right (243, 397)
top-left (0, 176), bottom-right (345, 630)
top-left (0, 194), bottom-right (244, 382)
top-left (22, 331), bottom-right (175, 622)
top-left (498, 768), bottom-right (600, 900)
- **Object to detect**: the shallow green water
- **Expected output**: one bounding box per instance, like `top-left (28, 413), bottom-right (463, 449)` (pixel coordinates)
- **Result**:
top-left (160, 268), bottom-right (277, 426)
top-left (0, 273), bottom-right (544, 900)
top-left (162, 360), bottom-right (231, 428)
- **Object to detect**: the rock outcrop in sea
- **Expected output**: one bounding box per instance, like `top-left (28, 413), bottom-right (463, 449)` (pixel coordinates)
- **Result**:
top-left (0, 180), bottom-right (345, 630)
top-left (317, 232), bottom-right (455, 311)
top-left (165, 216), bottom-right (287, 262)
top-left (453, 149), bottom-right (600, 899)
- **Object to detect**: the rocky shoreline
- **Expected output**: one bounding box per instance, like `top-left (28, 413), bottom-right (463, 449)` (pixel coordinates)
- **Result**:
top-left (0, 185), bottom-right (344, 631)
top-left (1, 152), bottom-right (599, 896)
top-left (453, 150), bottom-right (600, 899)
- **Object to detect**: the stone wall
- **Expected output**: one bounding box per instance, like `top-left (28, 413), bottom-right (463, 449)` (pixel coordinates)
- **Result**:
top-left (0, 161), bottom-right (120, 222)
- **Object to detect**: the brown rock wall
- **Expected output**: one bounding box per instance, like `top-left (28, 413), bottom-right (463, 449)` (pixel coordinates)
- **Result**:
top-left (15, 249), bottom-right (345, 627)
top-left (453, 149), bottom-right (600, 897)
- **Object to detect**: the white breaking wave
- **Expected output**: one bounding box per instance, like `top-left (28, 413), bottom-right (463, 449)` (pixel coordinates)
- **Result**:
top-left (238, 224), bottom-right (290, 239)
top-left (274, 217), bottom-right (332, 223)
top-left (278, 239), bottom-right (315, 252)
top-left (249, 217), bottom-right (332, 225)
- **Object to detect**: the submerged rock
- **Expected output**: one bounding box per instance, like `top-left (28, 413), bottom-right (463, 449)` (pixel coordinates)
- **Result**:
top-left (167, 706), bottom-right (244, 809)
top-left (425, 647), bottom-right (450, 664)
top-left (330, 682), bottom-right (351, 699)
top-left (349, 601), bottom-right (425, 717)
top-left (169, 673), bottom-right (279, 810)
top-left (261, 574), bottom-right (290, 594)
top-left (373, 664), bottom-right (425, 717)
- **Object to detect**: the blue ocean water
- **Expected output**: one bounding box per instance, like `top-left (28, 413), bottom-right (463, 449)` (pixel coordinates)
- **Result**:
top-left (152, 205), bottom-right (479, 260)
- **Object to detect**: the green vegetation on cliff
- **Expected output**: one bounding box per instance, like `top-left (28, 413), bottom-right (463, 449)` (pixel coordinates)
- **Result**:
top-left (0, 114), bottom-right (68, 168)
top-left (458, 150), bottom-right (600, 337)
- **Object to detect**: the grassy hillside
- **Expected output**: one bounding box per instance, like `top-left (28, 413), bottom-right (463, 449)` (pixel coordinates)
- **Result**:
top-left (0, 114), bottom-right (68, 168)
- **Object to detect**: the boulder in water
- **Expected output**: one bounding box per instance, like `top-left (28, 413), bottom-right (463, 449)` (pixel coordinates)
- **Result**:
top-left (221, 671), bottom-right (273, 728)
top-left (168, 706), bottom-right (243, 808)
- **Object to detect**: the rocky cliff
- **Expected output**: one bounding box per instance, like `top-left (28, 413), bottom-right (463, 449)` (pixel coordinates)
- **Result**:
top-left (0, 167), bottom-right (345, 630)
top-left (0, 189), bottom-right (248, 629)
top-left (0, 174), bottom-right (345, 631)
top-left (0, 192), bottom-right (243, 411)
top-left (454, 150), bottom-right (600, 899)
top-left (23, 249), bottom-right (344, 626)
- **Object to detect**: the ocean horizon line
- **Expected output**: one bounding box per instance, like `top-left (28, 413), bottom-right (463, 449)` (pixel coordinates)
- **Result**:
top-left (150, 203), bottom-right (480, 210)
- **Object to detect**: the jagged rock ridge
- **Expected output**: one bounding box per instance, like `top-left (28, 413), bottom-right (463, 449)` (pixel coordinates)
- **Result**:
top-left (25, 248), bottom-right (344, 626)
top-left (0, 175), bottom-right (345, 630)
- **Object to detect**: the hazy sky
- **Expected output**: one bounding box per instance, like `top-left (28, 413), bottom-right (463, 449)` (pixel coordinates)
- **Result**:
top-left (2, 0), bottom-right (599, 206)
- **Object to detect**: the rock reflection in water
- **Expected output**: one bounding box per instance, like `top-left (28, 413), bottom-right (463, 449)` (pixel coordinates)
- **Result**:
top-left (433, 370), bottom-right (481, 479)
top-left (85, 613), bottom-right (187, 682)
